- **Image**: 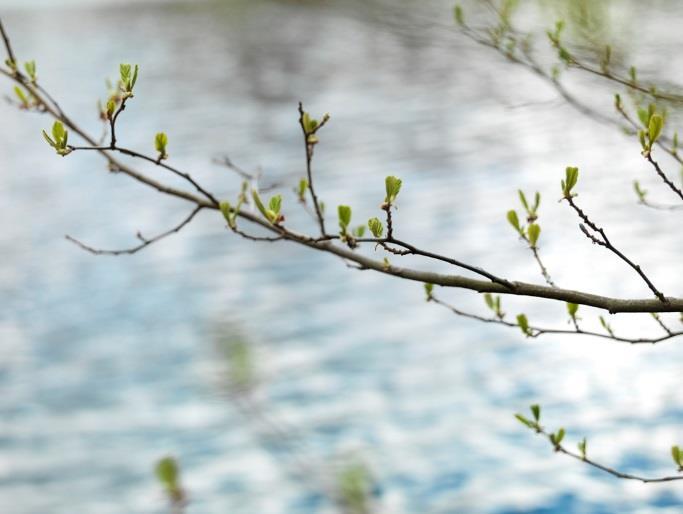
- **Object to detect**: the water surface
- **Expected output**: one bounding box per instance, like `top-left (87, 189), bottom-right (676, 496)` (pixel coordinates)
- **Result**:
top-left (2, 1), bottom-right (683, 513)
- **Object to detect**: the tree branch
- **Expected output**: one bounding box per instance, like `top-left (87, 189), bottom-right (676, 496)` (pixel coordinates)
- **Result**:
top-left (65, 206), bottom-right (203, 256)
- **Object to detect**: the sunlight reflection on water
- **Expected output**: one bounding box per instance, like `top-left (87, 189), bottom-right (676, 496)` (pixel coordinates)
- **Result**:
top-left (1, 1), bottom-right (683, 513)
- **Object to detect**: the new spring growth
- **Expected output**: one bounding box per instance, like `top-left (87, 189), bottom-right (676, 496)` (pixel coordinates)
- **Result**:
top-left (507, 209), bottom-right (523, 236)
top-left (637, 103), bottom-right (657, 128)
top-left (4, 57), bottom-right (16, 72)
top-left (23, 60), bottom-right (36, 82)
top-left (547, 20), bottom-right (571, 64)
top-left (549, 428), bottom-right (566, 451)
top-left (671, 446), bottom-right (683, 471)
top-left (368, 217), bottom-right (384, 238)
top-left (454, 4), bottom-right (465, 26)
top-left (648, 113), bottom-right (664, 150)
top-left (119, 63), bottom-right (139, 97)
top-left (42, 120), bottom-right (71, 156)
top-left (296, 178), bottom-right (308, 202)
top-left (600, 45), bottom-right (612, 73)
top-left (105, 99), bottom-right (116, 120)
top-left (252, 190), bottom-right (284, 225)
top-left (13, 86), bottom-right (31, 109)
top-left (155, 132), bottom-right (168, 161)
top-left (636, 103), bottom-right (665, 153)
top-left (338, 205), bottom-right (352, 235)
top-left (155, 456), bottom-right (184, 504)
top-left (424, 282), bottom-right (434, 301)
top-left (527, 223), bottom-right (541, 248)
top-left (484, 293), bottom-right (505, 319)
top-left (578, 438), bottom-right (587, 460)
top-left (561, 166), bottom-right (579, 198)
top-left (516, 313), bottom-right (532, 337)
top-left (518, 190), bottom-right (541, 222)
top-left (506, 206), bottom-right (541, 248)
top-left (337, 462), bottom-right (373, 514)
top-left (633, 181), bottom-right (648, 203)
top-left (384, 175), bottom-right (402, 206)
top-left (301, 110), bottom-right (330, 145)
top-left (220, 201), bottom-right (237, 230)
top-left (515, 404), bottom-right (542, 432)
top-left (599, 315), bottom-right (615, 337)
top-left (567, 302), bottom-right (579, 322)
top-left (352, 225), bottom-right (366, 238)
top-left (673, 132), bottom-right (679, 154)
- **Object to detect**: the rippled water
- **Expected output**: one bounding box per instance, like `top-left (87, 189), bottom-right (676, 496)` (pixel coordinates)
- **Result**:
top-left (2, 1), bottom-right (683, 513)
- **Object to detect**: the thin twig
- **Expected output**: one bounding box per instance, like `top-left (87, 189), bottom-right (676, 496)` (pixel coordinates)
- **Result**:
top-left (645, 153), bottom-right (683, 203)
top-left (530, 425), bottom-right (683, 484)
top-left (0, 18), bottom-right (16, 66)
top-left (65, 206), bottom-right (203, 255)
top-left (298, 102), bottom-right (327, 236)
top-left (430, 295), bottom-right (683, 345)
top-left (566, 197), bottom-right (666, 302)
top-left (70, 144), bottom-right (219, 207)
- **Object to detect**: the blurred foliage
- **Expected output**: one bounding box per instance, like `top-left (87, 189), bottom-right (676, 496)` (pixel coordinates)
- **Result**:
top-left (336, 460), bottom-right (374, 514)
top-left (213, 323), bottom-right (256, 392)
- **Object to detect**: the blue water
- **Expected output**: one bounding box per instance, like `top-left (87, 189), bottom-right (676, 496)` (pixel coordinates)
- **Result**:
top-left (2, 1), bottom-right (683, 513)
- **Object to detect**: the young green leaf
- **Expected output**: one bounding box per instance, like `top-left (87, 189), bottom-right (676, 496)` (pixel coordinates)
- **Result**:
top-left (338, 205), bottom-right (352, 231)
top-left (155, 456), bottom-right (180, 492)
top-left (672, 445), bottom-right (682, 468)
top-left (52, 121), bottom-right (65, 141)
top-left (629, 65), bottom-right (637, 85)
top-left (252, 190), bottom-right (269, 219)
top-left (517, 314), bottom-right (531, 336)
top-left (530, 404), bottom-right (541, 422)
top-left (302, 112), bottom-right (318, 134)
top-left (454, 5), bottom-right (465, 25)
top-left (154, 132), bottom-right (168, 159)
top-left (633, 181), bottom-right (647, 202)
top-left (384, 176), bottom-right (402, 204)
top-left (106, 99), bottom-right (116, 120)
top-left (518, 190), bottom-right (529, 212)
top-left (219, 201), bottom-right (237, 229)
top-left (268, 194), bottom-right (282, 215)
top-left (550, 428), bottom-right (565, 447)
top-left (515, 414), bottom-right (534, 429)
top-left (424, 282), bottom-right (434, 299)
top-left (599, 315), bottom-right (615, 337)
top-left (368, 217), bottom-right (384, 238)
top-left (24, 60), bottom-right (36, 81)
top-left (556, 428), bottom-right (565, 444)
top-left (353, 225), bottom-right (366, 238)
top-left (297, 178), bottom-right (308, 201)
top-left (527, 223), bottom-right (540, 247)
top-left (484, 293), bottom-right (494, 310)
top-left (13, 86), bottom-right (29, 107)
top-left (42, 129), bottom-right (56, 148)
top-left (131, 64), bottom-right (139, 89)
top-left (561, 166), bottom-right (579, 197)
top-left (119, 63), bottom-right (139, 94)
top-left (43, 121), bottom-right (71, 156)
top-left (648, 114), bottom-right (664, 147)
top-left (507, 210), bottom-right (522, 234)
top-left (578, 438), bottom-right (587, 459)
top-left (567, 303), bottom-right (579, 318)
top-left (533, 192), bottom-right (541, 213)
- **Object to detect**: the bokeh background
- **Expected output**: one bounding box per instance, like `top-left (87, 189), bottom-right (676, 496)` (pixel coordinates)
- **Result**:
top-left (2, 0), bottom-right (683, 513)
